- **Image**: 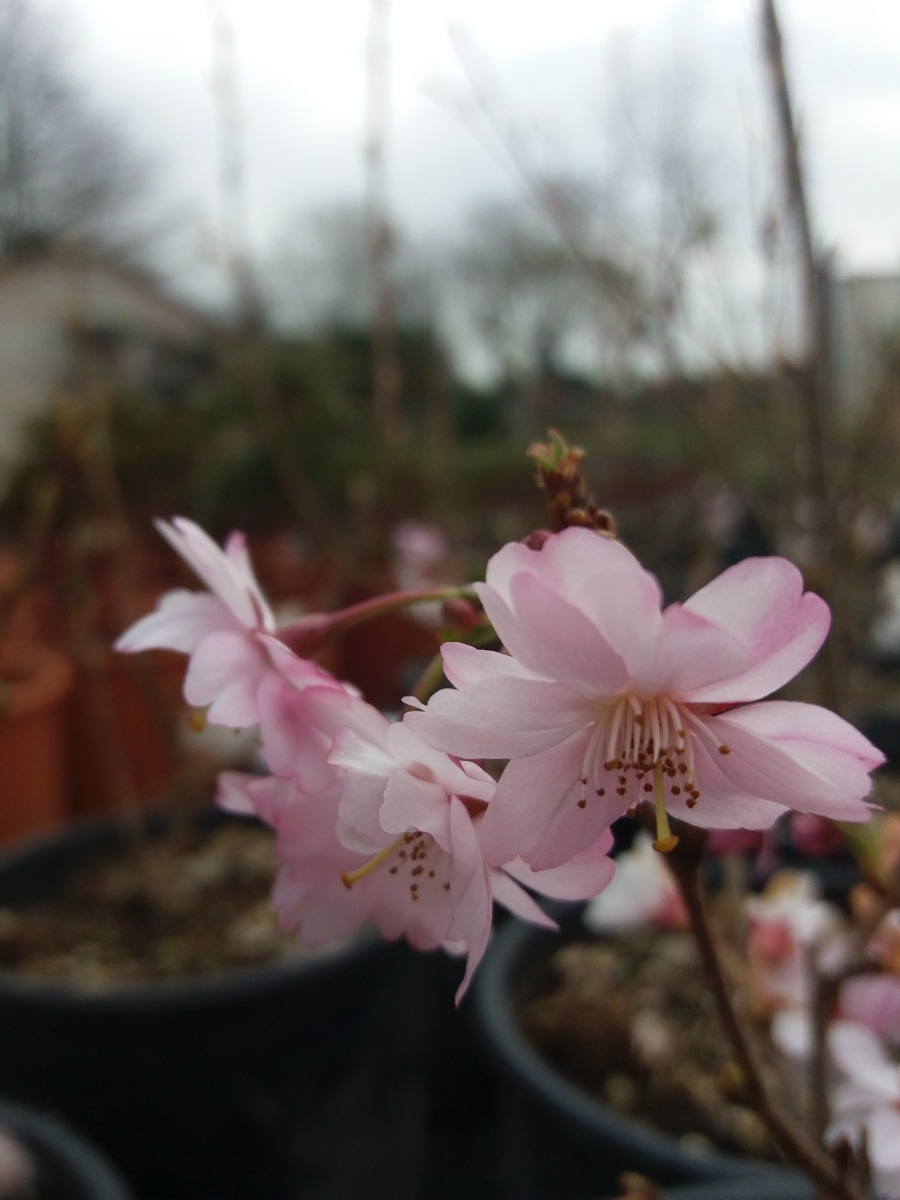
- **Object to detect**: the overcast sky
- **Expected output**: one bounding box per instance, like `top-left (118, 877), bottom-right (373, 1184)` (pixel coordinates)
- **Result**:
top-left (32, 0), bottom-right (900, 343)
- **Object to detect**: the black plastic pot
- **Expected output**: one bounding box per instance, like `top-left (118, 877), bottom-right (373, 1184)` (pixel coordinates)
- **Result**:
top-left (0, 1098), bottom-right (135, 1200)
top-left (655, 1180), bottom-right (813, 1200)
top-left (0, 810), bottom-right (414, 1200)
top-left (473, 907), bottom-right (813, 1200)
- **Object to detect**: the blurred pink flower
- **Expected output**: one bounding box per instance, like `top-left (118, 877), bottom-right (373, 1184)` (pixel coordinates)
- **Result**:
top-left (582, 832), bottom-right (688, 933)
top-left (116, 517), bottom-right (328, 727)
top-left (745, 870), bottom-right (844, 1014)
top-left (772, 981), bottom-right (900, 1198)
top-left (408, 528), bottom-right (883, 870)
top-left (840, 973), bottom-right (900, 1048)
top-left (826, 1021), bottom-right (900, 1200)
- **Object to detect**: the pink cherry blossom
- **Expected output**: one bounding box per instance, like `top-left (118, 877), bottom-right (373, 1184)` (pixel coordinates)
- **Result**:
top-left (407, 528), bottom-right (883, 870)
top-left (330, 719), bottom-right (615, 999)
top-left (221, 718), bottom-right (615, 1001)
top-left (116, 517), bottom-right (328, 727)
top-left (253, 665), bottom-right (381, 796)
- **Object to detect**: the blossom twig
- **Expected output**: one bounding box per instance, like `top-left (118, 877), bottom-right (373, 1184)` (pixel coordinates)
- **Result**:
top-left (667, 829), bottom-right (865, 1200)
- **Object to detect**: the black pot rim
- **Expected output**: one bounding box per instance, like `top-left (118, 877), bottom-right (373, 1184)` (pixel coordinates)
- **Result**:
top-left (0, 1096), bottom-right (135, 1199)
top-left (656, 1179), bottom-right (813, 1200)
top-left (0, 807), bottom-right (387, 1015)
top-left (472, 906), bottom-right (807, 1187)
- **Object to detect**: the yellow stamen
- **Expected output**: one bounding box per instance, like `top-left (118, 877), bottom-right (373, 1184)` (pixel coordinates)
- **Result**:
top-left (341, 837), bottom-right (405, 888)
top-left (652, 762), bottom-right (679, 853)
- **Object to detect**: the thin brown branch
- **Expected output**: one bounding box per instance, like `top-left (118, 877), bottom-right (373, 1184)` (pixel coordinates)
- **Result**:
top-left (667, 830), bottom-right (864, 1200)
top-left (760, 0), bottom-right (842, 711)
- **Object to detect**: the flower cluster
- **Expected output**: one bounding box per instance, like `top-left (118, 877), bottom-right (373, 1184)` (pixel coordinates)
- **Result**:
top-left (117, 516), bottom-right (883, 1004)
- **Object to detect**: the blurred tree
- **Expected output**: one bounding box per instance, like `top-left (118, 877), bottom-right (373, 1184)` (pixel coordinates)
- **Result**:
top-left (266, 201), bottom-right (441, 336)
top-left (0, 0), bottom-right (151, 256)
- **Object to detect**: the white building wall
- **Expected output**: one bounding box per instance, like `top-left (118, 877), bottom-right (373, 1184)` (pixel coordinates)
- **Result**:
top-left (0, 254), bottom-right (214, 472)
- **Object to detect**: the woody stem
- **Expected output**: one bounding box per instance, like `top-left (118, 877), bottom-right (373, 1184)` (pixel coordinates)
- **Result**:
top-left (667, 835), bottom-right (864, 1200)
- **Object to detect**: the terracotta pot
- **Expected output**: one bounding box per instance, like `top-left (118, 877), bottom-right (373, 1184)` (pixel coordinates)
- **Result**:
top-left (331, 571), bottom-right (443, 711)
top-left (66, 649), bottom-right (186, 818)
top-left (0, 641), bottom-right (74, 843)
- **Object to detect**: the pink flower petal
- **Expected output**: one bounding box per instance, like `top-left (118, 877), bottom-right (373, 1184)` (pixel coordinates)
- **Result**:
top-left (490, 871), bottom-right (559, 927)
top-left (667, 729), bottom-right (789, 829)
top-left (481, 529), bottom-right (664, 680)
top-left (259, 675), bottom-right (373, 793)
top-left (487, 570), bottom-right (629, 695)
top-left (157, 518), bottom-right (265, 629)
top-left (479, 733), bottom-right (623, 869)
top-left (681, 557), bottom-right (831, 702)
top-left (184, 630), bottom-right (267, 725)
top-left (215, 770), bottom-right (265, 816)
top-left (635, 603), bottom-right (749, 695)
top-left (115, 590), bottom-right (236, 654)
top-left (440, 641), bottom-right (533, 689)
top-left (707, 703), bottom-right (882, 821)
top-left (504, 829), bottom-right (615, 900)
top-left (224, 530), bottom-right (276, 629)
top-left (405, 676), bottom-right (590, 760)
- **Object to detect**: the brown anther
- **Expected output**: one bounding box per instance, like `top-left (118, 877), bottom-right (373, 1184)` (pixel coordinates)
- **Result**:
top-left (686, 797), bottom-right (698, 809)
top-left (718, 744), bottom-right (732, 755)
top-left (616, 786), bottom-right (627, 796)
top-left (412, 866), bottom-right (424, 876)
top-left (643, 783), bottom-right (653, 793)
top-left (577, 798), bottom-right (587, 809)
top-left (671, 786), bottom-right (681, 795)
top-left (596, 787), bottom-right (605, 796)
